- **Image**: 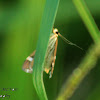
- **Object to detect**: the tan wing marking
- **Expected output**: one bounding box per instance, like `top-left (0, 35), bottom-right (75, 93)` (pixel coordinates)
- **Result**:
top-left (44, 68), bottom-right (50, 74)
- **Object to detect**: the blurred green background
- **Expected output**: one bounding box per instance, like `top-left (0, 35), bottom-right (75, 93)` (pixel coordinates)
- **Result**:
top-left (0, 0), bottom-right (100, 100)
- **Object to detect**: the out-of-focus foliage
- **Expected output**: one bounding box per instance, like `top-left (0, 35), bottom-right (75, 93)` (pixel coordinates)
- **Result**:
top-left (0, 0), bottom-right (100, 100)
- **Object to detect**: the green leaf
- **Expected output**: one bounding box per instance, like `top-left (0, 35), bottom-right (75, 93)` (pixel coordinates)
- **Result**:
top-left (32, 0), bottom-right (60, 100)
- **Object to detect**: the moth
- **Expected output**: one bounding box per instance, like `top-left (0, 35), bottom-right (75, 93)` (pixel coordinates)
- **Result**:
top-left (22, 28), bottom-right (82, 78)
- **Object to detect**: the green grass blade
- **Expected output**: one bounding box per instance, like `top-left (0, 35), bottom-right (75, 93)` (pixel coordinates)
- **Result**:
top-left (32, 0), bottom-right (60, 100)
top-left (72, 0), bottom-right (100, 43)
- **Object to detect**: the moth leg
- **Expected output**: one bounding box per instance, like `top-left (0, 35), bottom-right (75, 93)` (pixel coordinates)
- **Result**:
top-left (30, 50), bottom-right (36, 57)
top-left (49, 39), bottom-right (58, 78)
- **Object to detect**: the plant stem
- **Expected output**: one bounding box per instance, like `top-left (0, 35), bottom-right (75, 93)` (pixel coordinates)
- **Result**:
top-left (73, 0), bottom-right (100, 43)
top-left (57, 42), bottom-right (100, 100)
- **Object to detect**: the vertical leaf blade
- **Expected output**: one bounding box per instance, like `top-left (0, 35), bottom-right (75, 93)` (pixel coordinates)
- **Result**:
top-left (32, 0), bottom-right (60, 100)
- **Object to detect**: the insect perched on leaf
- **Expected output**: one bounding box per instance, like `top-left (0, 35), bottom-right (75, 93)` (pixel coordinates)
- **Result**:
top-left (22, 28), bottom-right (82, 78)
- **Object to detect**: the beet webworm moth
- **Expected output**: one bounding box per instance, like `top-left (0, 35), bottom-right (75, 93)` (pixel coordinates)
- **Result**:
top-left (22, 28), bottom-right (82, 78)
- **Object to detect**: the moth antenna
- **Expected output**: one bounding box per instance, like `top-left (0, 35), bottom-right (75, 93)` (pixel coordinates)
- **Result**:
top-left (58, 33), bottom-right (83, 50)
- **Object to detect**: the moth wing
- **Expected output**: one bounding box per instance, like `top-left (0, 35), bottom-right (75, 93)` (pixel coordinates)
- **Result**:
top-left (49, 39), bottom-right (58, 78)
top-left (44, 33), bottom-right (58, 78)
top-left (22, 50), bottom-right (36, 73)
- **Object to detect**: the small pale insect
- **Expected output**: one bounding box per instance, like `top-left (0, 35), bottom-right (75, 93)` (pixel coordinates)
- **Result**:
top-left (22, 28), bottom-right (82, 78)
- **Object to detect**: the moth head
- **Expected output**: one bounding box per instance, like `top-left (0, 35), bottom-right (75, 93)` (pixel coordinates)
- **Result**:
top-left (53, 28), bottom-right (59, 34)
